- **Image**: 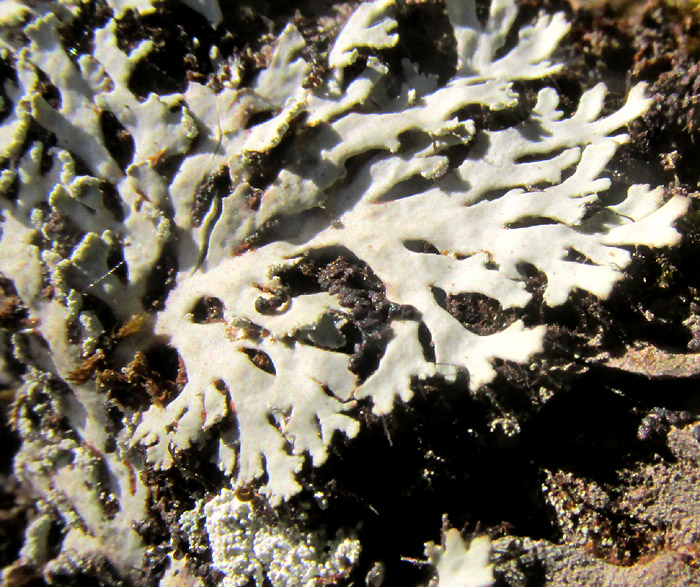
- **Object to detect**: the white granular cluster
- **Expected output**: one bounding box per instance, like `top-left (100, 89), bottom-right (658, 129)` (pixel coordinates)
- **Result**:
top-left (204, 489), bottom-right (360, 587)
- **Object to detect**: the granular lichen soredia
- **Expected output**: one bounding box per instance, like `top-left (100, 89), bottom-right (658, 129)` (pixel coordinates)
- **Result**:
top-left (0, 0), bottom-right (690, 585)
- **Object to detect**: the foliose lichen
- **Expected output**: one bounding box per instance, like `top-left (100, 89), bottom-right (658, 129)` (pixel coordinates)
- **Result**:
top-left (0, 0), bottom-right (689, 583)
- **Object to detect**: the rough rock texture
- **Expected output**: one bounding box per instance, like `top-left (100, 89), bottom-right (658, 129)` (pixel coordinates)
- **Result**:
top-left (494, 424), bottom-right (700, 586)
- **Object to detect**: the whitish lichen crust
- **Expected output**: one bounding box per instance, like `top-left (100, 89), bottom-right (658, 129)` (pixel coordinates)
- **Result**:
top-left (203, 489), bottom-right (360, 587)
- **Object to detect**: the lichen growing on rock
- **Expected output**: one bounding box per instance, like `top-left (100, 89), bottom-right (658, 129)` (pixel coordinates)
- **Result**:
top-left (129, 0), bottom-right (687, 503)
top-left (0, 0), bottom-right (692, 584)
top-left (202, 488), bottom-right (360, 587)
top-left (424, 519), bottom-right (493, 587)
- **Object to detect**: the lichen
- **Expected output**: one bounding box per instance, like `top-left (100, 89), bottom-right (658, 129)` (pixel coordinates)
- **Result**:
top-left (0, 0), bottom-right (691, 583)
top-left (202, 488), bottom-right (360, 587)
top-left (424, 520), bottom-right (493, 587)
